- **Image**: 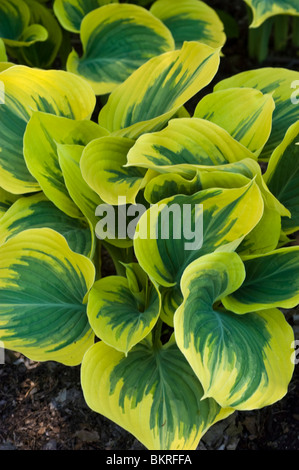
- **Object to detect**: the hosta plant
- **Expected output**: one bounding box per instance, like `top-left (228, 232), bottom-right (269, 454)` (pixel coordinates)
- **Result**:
top-left (0, 0), bottom-right (299, 452)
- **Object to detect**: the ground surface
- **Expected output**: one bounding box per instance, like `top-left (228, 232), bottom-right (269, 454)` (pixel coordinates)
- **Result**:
top-left (0, 345), bottom-right (298, 451)
top-left (1, 0), bottom-right (299, 452)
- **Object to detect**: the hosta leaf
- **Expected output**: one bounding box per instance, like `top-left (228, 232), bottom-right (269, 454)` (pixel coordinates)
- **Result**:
top-left (237, 205), bottom-right (281, 256)
top-left (0, 62), bottom-right (14, 72)
top-left (195, 160), bottom-right (286, 255)
top-left (53, 0), bottom-right (117, 33)
top-left (135, 180), bottom-right (263, 326)
top-left (134, 181), bottom-right (264, 288)
top-left (194, 158), bottom-right (289, 217)
top-left (0, 65), bottom-right (96, 194)
top-left (263, 120), bottom-right (299, 234)
top-left (150, 0), bottom-right (226, 49)
top-left (144, 156), bottom-right (287, 214)
top-left (194, 87), bottom-right (275, 156)
top-left (0, 0), bottom-right (49, 48)
top-left (81, 336), bottom-right (233, 450)
top-left (0, 188), bottom-right (18, 218)
top-left (0, 0), bottom-right (48, 48)
top-left (194, 158), bottom-right (288, 255)
top-left (143, 164), bottom-right (283, 257)
top-left (244, 0), bottom-right (299, 28)
top-left (98, 41), bottom-right (220, 139)
top-left (0, 228), bottom-right (95, 365)
top-left (144, 172), bottom-right (202, 205)
top-left (23, 112), bottom-right (107, 217)
top-left (0, 0), bottom-right (30, 43)
top-left (174, 252), bottom-right (295, 410)
top-left (126, 117), bottom-right (256, 177)
top-left (0, 192), bottom-right (93, 257)
top-left (87, 272), bottom-right (160, 354)
top-left (57, 144), bottom-right (103, 229)
top-left (67, 3), bottom-right (175, 95)
top-left (4, 24), bottom-right (48, 48)
top-left (18, 0), bottom-right (63, 68)
top-left (223, 247), bottom-right (299, 314)
top-left (81, 136), bottom-right (147, 205)
top-left (214, 68), bottom-right (299, 160)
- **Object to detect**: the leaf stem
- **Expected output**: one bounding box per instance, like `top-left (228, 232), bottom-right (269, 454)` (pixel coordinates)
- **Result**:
top-left (152, 318), bottom-right (163, 350)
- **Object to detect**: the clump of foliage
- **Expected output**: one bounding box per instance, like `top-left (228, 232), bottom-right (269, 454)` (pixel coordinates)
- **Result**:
top-left (0, 0), bottom-right (299, 451)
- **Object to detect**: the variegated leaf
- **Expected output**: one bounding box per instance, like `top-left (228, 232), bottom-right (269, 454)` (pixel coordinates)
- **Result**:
top-left (150, 0), bottom-right (226, 49)
top-left (0, 65), bottom-right (96, 194)
top-left (87, 263), bottom-right (160, 354)
top-left (57, 144), bottom-right (103, 229)
top-left (81, 135), bottom-right (147, 205)
top-left (81, 336), bottom-right (233, 450)
top-left (98, 41), bottom-right (220, 139)
top-left (244, 0), bottom-right (299, 28)
top-left (23, 112), bottom-right (108, 217)
top-left (0, 0), bottom-right (48, 48)
top-left (0, 192), bottom-right (93, 257)
top-left (0, 228), bottom-right (95, 365)
top-left (194, 87), bottom-right (275, 156)
top-left (134, 181), bottom-right (264, 325)
top-left (126, 117), bottom-right (256, 177)
top-left (174, 251), bottom-right (295, 410)
top-left (263, 120), bottom-right (299, 234)
top-left (53, 0), bottom-right (117, 33)
top-left (0, 188), bottom-right (18, 218)
top-left (214, 67), bottom-right (299, 160)
top-left (223, 246), bottom-right (299, 313)
top-left (67, 3), bottom-right (175, 95)
top-left (18, 0), bottom-right (63, 68)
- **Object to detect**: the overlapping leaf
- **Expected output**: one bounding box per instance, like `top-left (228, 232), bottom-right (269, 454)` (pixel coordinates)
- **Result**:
top-left (150, 0), bottom-right (226, 49)
top-left (134, 181), bottom-right (264, 324)
top-left (0, 0), bottom-right (48, 48)
top-left (174, 252), bottom-right (295, 410)
top-left (143, 158), bottom-right (286, 256)
top-left (53, 0), bottom-right (117, 33)
top-left (81, 135), bottom-right (147, 205)
top-left (87, 263), bottom-right (160, 354)
top-left (81, 336), bottom-right (233, 450)
top-left (244, 0), bottom-right (299, 28)
top-left (194, 87), bottom-right (275, 156)
top-left (0, 188), bottom-right (18, 219)
top-left (18, 0), bottom-right (63, 68)
top-left (135, 181), bottom-right (263, 287)
top-left (0, 228), bottom-right (95, 365)
top-left (214, 67), bottom-right (299, 160)
top-left (98, 41), bottom-right (220, 139)
top-left (23, 112), bottom-right (107, 216)
top-left (263, 120), bottom-right (299, 234)
top-left (126, 117), bottom-right (256, 176)
top-left (67, 3), bottom-right (175, 95)
top-left (223, 247), bottom-right (299, 313)
top-left (0, 65), bottom-right (96, 194)
top-left (57, 144), bottom-right (103, 229)
top-left (0, 192), bottom-right (93, 257)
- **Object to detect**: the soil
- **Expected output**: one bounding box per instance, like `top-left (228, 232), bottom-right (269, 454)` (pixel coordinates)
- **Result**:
top-left (1, 0), bottom-right (299, 453)
top-left (0, 344), bottom-right (298, 451)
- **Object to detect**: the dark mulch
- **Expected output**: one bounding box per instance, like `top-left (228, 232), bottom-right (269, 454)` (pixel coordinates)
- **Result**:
top-left (0, 345), bottom-right (298, 451)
